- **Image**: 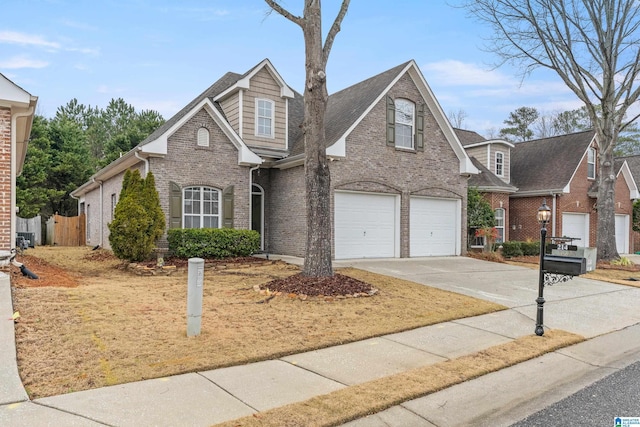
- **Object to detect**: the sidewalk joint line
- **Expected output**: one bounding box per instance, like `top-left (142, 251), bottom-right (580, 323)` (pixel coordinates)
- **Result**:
top-left (278, 359), bottom-right (351, 387)
top-left (195, 372), bottom-right (261, 412)
top-left (31, 401), bottom-right (114, 426)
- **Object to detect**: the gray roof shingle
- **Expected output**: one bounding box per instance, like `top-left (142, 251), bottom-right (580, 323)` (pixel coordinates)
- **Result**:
top-left (454, 128), bottom-right (487, 146)
top-left (510, 130), bottom-right (596, 193)
top-left (468, 157), bottom-right (518, 192)
top-left (289, 61), bottom-right (412, 156)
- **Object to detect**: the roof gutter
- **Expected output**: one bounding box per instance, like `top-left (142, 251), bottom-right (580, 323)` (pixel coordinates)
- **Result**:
top-left (11, 106), bottom-right (34, 250)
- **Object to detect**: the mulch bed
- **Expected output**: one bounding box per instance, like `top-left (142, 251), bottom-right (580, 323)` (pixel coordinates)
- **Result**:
top-left (8, 255), bottom-right (80, 288)
top-left (259, 273), bottom-right (377, 297)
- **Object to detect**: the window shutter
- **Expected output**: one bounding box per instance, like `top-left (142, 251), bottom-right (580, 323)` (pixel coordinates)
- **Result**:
top-left (222, 185), bottom-right (234, 228)
top-left (415, 103), bottom-right (425, 151)
top-left (386, 96), bottom-right (395, 146)
top-left (169, 181), bottom-right (182, 229)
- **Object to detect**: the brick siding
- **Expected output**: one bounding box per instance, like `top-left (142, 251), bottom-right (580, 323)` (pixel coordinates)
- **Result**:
top-left (0, 108), bottom-right (11, 250)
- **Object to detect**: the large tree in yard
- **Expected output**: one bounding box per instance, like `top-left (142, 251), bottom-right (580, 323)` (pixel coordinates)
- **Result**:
top-left (462, 0), bottom-right (640, 261)
top-left (265, 0), bottom-right (350, 277)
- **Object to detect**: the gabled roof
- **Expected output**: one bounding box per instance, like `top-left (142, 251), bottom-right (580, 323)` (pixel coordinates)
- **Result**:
top-left (618, 154), bottom-right (640, 191)
top-left (468, 157), bottom-right (518, 193)
top-left (289, 61), bottom-right (410, 157)
top-left (615, 155), bottom-right (640, 199)
top-left (285, 60), bottom-right (477, 174)
top-left (510, 130), bottom-right (596, 194)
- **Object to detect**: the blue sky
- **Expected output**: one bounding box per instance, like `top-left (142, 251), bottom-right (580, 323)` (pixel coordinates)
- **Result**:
top-left (1, 0), bottom-right (583, 137)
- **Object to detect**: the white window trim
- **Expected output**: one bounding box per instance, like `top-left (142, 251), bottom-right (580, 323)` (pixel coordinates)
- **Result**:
top-left (395, 98), bottom-right (415, 150)
top-left (495, 152), bottom-right (504, 177)
top-left (587, 147), bottom-right (596, 179)
top-left (495, 208), bottom-right (505, 243)
top-left (197, 127), bottom-right (210, 147)
top-left (255, 98), bottom-right (275, 138)
top-left (182, 186), bottom-right (221, 229)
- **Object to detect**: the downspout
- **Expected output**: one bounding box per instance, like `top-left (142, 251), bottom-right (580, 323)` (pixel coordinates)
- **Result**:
top-left (89, 178), bottom-right (104, 247)
top-left (10, 107), bottom-right (34, 251)
top-left (135, 149), bottom-right (149, 175)
top-left (552, 194), bottom-right (557, 237)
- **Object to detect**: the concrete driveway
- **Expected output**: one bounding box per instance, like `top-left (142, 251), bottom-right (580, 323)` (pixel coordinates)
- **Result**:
top-left (335, 256), bottom-right (640, 338)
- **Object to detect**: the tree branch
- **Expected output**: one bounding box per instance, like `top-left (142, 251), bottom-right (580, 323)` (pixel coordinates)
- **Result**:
top-left (264, 0), bottom-right (304, 27)
top-left (323, 0), bottom-right (351, 66)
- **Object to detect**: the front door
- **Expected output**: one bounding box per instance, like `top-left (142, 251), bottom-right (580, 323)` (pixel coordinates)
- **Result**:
top-left (251, 184), bottom-right (264, 250)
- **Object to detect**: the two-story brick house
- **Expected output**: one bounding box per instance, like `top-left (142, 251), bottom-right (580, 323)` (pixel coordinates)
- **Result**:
top-left (463, 129), bottom-right (639, 253)
top-left (455, 128), bottom-right (517, 245)
top-left (0, 73), bottom-right (37, 252)
top-left (72, 59), bottom-right (478, 259)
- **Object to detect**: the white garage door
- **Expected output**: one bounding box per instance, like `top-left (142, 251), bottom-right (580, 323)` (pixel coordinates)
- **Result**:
top-left (615, 214), bottom-right (630, 254)
top-left (410, 197), bottom-right (460, 256)
top-left (562, 213), bottom-right (589, 247)
top-left (334, 192), bottom-right (399, 259)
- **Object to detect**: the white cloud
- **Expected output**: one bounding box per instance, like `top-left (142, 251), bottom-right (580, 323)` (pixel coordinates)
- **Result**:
top-left (421, 60), bottom-right (511, 87)
top-left (0, 55), bottom-right (48, 69)
top-left (0, 31), bottom-right (60, 49)
top-left (66, 47), bottom-right (100, 55)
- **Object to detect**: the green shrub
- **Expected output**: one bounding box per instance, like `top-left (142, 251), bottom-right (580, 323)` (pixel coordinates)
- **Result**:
top-left (167, 228), bottom-right (260, 259)
top-left (108, 170), bottom-right (166, 262)
top-left (521, 241), bottom-right (540, 256)
top-left (501, 241), bottom-right (523, 258)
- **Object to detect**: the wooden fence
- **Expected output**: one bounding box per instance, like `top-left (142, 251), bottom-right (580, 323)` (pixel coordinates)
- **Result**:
top-left (46, 214), bottom-right (86, 246)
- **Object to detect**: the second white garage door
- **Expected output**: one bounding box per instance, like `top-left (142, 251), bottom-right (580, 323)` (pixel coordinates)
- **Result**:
top-left (615, 214), bottom-right (629, 254)
top-left (410, 197), bottom-right (460, 256)
top-left (334, 192), bottom-right (399, 259)
top-left (562, 213), bottom-right (589, 247)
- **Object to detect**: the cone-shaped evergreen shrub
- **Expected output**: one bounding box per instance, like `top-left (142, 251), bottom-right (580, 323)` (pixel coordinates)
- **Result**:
top-left (108, 169), bottom-right (165, 261)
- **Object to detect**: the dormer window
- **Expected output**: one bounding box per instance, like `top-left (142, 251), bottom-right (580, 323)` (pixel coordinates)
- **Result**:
top-left (496, 152), bottom-right (504, 177)
top-left (197, 127), bottom-right (210, 147)
top-left (587, 147), bottom-right (596, 179)
top-left (256, 98), bottom-right (274, 138)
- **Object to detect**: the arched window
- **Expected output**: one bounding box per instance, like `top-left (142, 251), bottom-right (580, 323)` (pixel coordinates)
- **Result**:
top-left (395, 98), bottom-right (415, 149)
top-left (183, 186), bottom-right (220, 228)
top-left (197, 127), bottom-right (210, 147)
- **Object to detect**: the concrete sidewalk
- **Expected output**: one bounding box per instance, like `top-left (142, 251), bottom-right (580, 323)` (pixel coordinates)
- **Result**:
top-left (1, 257), bottom-right (640, 426)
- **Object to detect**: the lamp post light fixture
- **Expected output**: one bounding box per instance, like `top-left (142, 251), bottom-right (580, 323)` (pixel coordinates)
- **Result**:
top-left (535, 198), bottom-right (552, 336)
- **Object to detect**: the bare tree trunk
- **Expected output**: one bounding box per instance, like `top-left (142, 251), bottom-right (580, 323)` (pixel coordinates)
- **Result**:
top-left (300, 2), bottom-right (333, 276)
top-left (265, 0), bottom-right (350, 277)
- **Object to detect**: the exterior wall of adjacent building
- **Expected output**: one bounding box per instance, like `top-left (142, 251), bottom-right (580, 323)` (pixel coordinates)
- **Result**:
top-left (482, 192), bottom-right (510, 243)
top-left (0, 107), bottom-right (11, 250)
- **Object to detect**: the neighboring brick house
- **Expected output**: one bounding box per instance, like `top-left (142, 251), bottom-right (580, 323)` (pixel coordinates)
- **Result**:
top-left (71, 59), bottom-right (478, 259)
top-left (458, 128), bottom-right (639, 253)
top-left (455, 128), bottom-right (517, 246)
top-left (0, 73), bottom-right (37, 252)
top-left (617, 154), bottom-right (640, 252)
top-left (509, 130), bottom-right (638, 253)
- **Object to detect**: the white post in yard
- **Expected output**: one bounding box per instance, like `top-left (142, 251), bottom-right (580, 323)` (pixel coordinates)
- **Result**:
top-left (187, 258), bottom-right (204, 337)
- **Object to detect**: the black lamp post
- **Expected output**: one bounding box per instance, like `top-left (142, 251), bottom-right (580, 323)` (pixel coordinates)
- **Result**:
top-left (535, 198), bottom-right (551, 336)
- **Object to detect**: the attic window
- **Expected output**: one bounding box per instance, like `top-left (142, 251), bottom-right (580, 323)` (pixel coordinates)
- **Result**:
top-left (394, 99), bottom-right (414, 149)
top-left (197, 127), bottom-right (210, 147)
top-left (587, 147), bottom-right (595, 179)
top-left (256, 99), bottom-right (274, 138)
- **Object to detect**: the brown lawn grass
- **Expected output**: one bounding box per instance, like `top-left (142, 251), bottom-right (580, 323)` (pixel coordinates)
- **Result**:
top-left (11, 246), bottom-right (506, 399)
top-left (216, 330), bottom-right (584, 427)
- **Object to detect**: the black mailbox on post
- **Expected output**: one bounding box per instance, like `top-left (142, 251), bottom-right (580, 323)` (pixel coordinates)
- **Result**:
top-left (543, 255), bottom-right (587, 276)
